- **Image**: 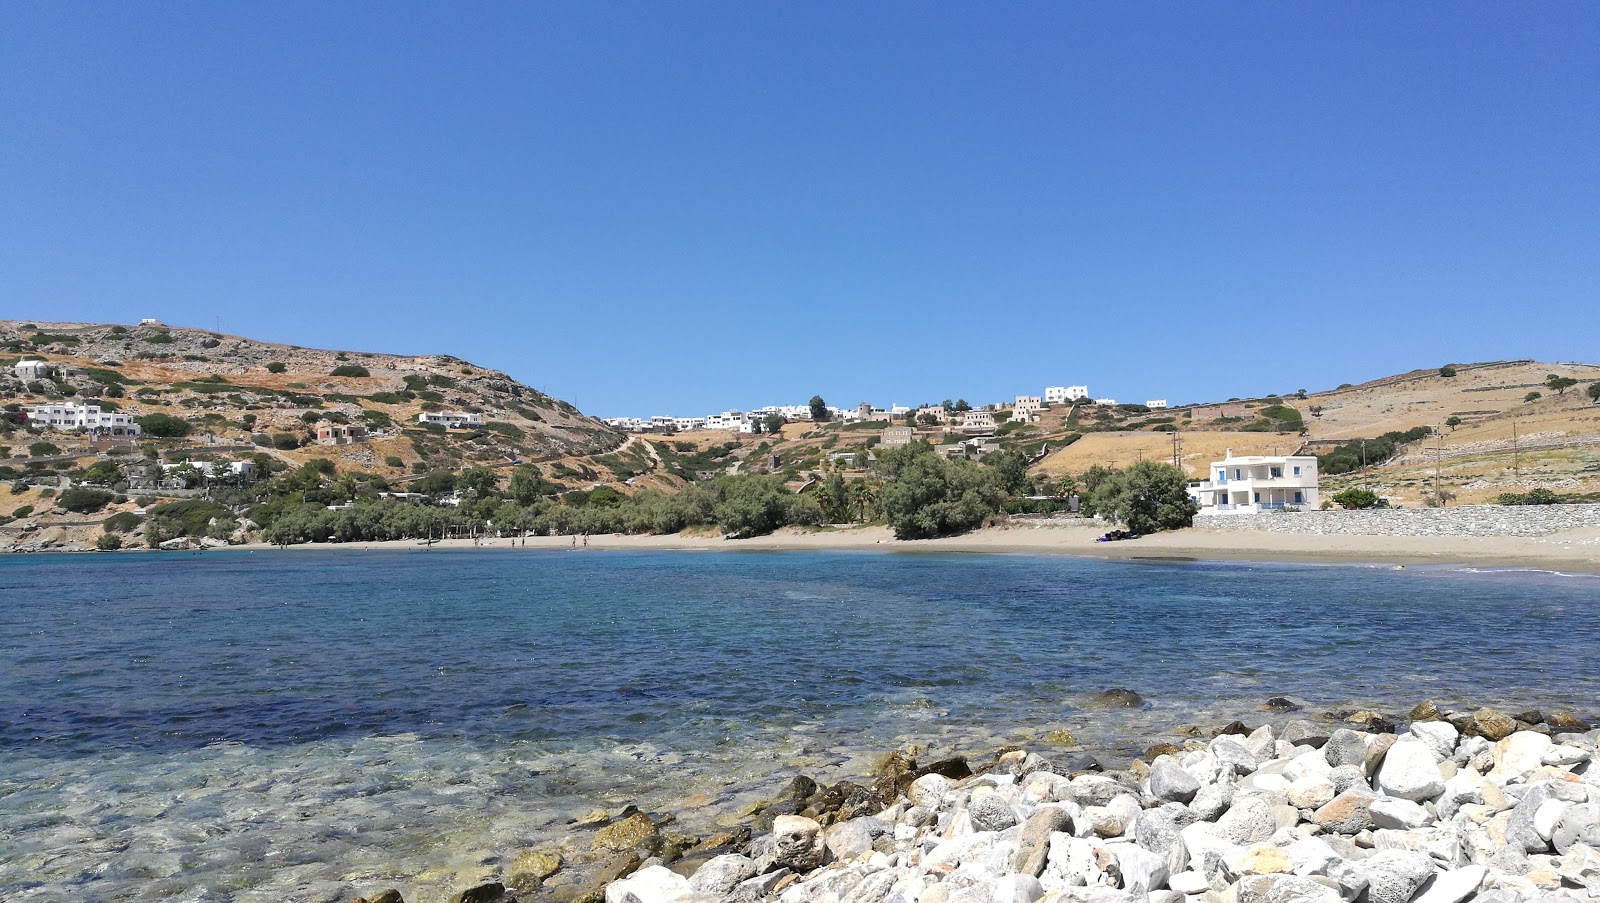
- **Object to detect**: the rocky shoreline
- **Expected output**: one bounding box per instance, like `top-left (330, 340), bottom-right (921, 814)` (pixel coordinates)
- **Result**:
top-left (348, 700), bottom-right (1600, 903)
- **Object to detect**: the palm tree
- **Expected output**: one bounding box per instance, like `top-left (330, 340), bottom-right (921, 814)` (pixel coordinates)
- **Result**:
top-left (848, 480), bottom-right (877, 523)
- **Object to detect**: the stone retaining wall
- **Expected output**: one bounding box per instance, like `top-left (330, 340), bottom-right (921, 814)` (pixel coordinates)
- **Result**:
top-left (1192, 503), bottom-right (1600, 537)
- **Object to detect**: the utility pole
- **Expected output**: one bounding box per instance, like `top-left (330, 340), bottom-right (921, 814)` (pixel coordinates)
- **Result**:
top-left (1513, 420), bottom-right (1519, 479)
top-left (1171, 431), bottom-right (1183, 471)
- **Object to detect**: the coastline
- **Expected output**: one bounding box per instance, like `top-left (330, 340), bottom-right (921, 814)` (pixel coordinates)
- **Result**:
top-left (233, 521), bottom-right (1600, 576)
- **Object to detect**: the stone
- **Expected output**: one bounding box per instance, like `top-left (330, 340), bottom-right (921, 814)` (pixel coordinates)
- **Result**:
top-left (1285, 776), bottom-right (1335, 811)
top-left (1542, 744), bottom-right (1588, 766)
top-left (1133, 806), bottom-right (1190, 878)
top-left (1149, 757), bottom-right (1201, 804)
top-left (1408, 721), bottom-right (1459, 762)
top-left (771, 815), bottom-right (827, 872)
top-left (968, 792), bottom-right (1019, 833)
top-left (688, 855), bottom-right (757, 896)
top-left (1369, 797), bottom-right (1430, 830)
top-left (1411, 864), bottom-right (1487, 903)
top-left (914, 757), bottom-right (973, 781)
top-left (1373, 737), bottom-right (1444, 802)
top-left (1265, 697), bottom-right (1303, 713)
top-left (449, 884), bottom-right (507, 903)
top-left (1089, 688), bottom-right (1145, 709)
top-left (1280, 721), bottom-right (1331, 749)
top-left (908, 774), bottom-right (953, 809)
top-left (842, 871), bottom-right (897, 903)
top-left (595, 813), bottom-right (660, 852)
top-left (1491, 731), bottom-right (1553, 782)
top-left (825, 817), bottom-right (892, 860)
top-left (1236, 874), bottom-right (1341, 903)
top-left (1169, 870), bottom-right (1209, 894)
top-left (1327, 764), bottom-right (1367, 796)
top-left (989, 874), bottom-right (1043, 903)
top-left (1472, 708), bottom-right (1517, 741)
top-left (1112, 844), bottom-right (1170, 893)
top-left (1190, 782), bottom-right (1235, 821)
top-left (1044, 728), bottom-right (1078, 746)
top-left (1548, 712), bottom-right (1590, 731)
top-left (508, 849), bottom-right (564, 890)
top-left (1321, 730), bottom-right (1367, 770)
top-left (1552, 803), bottom-right (1600, 853)
top-left (1359, 849), bottom-right (1435, 903)
top-left (1312, 789), bottom-right (1376, 835)
top-left (1409, 700), bottom-right (1442, 722)
top-left (1217, 797), bottom-right (1276, 845)
top-left (1011, 806), bottom-right (1073, 876)
top-left (1212, 737), bottom-right (1260, 775)
top-left (606, 866), bottom-right (689, 903)
top-left (1230, 843), bottom-right (1292, 876)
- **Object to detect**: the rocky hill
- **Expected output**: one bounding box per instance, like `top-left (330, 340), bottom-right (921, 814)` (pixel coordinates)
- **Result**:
top-left (0, 319), bottom-right (622, 474)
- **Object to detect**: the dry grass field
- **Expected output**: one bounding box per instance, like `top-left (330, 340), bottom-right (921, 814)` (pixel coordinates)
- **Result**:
top-left (1035, 431), bottom-right (1297, 479)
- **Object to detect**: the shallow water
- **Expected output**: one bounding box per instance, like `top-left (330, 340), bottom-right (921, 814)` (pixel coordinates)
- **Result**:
top-left (2, 550), bottom-right (1597, 901)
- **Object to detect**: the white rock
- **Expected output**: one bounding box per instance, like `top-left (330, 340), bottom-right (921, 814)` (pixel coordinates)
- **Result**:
top-left (1408, 722), bottom-right (1459, 762)
top-left (1412, 864), bottom-right (1487, 903)
top-left (1284, 836), bottom-right (1342, 877)
top-left (1374, 737), bottom-right (1445, 802)
top-left (607, 865), bottom-right (692, 903)
top-left (1534, 799), bottom-right (1569, 843)
top-left (910, 774), bottom-right (954, 809)
top-left (1167, 870), bottom-right (1209, 894)
top-left (1283, 750), bottom-right (1334, 783)
top-left (1112, 844), bottom-right (1170, 893)
top-left (1544, 744), bottom-right (1590, 767)
top-left (1285, 776), bottom-right (1336, 811)
top-left (1491, 732), bottom-right (1553, 783)
top-left (990, 874), bottom-right (1044, 903)
top-left (1369, 797), bottom-right (1430, 830)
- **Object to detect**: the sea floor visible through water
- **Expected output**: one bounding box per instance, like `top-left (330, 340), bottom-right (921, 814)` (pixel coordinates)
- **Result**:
top-left (1, 550), bottom-right (1596, 902)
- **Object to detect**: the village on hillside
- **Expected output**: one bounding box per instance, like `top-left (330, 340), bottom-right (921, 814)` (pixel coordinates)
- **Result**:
top-left (4, 319), bottom-right (1600, 551)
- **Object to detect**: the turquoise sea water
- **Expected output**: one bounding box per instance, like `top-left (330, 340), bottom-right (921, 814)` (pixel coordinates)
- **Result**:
top-left (2, 550), bottom-right (1597, 902)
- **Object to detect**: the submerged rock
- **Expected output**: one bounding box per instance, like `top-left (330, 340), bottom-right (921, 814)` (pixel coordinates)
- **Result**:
top-left (1088, 688), bottom-right (1145, 709)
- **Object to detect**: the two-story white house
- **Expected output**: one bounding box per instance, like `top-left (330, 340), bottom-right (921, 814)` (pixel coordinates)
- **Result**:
top-left (1191, 449), bottom-right (1319, 514)
top-left (1044, 386), bottom-right (1089, 404)
top-left (959, 411), bottom-right (997, 434)
top-left (26, 403), bottom-right (142, 436)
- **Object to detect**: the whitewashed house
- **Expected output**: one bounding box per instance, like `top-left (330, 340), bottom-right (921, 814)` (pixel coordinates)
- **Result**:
top-left (1191, 449), bottom-right (1319, 514)
top-left (959, 411), bottom-right (996, 434)
top-left (1014, 395), bottom-right (1043, 414)
top-left (1146, 400), bottom-right (1168, 409)
top-left (417, 411), bottom-right (483, 429)
top-left (1045, 386), bottom-right (1089, 403)
top-left (1094, 398), bottom-right (1118, 406)
top-left (14, 359), bottom-right (53, 381)
top-left (26, 403), bottom-right (141, 436)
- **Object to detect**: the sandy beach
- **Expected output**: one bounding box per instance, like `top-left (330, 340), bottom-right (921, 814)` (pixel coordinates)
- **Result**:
top-left (237, 520), bottom-right (1600, 574)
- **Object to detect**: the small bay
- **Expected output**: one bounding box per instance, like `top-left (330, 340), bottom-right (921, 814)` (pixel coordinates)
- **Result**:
top-left (1, 549), bottom-right (1596, 901)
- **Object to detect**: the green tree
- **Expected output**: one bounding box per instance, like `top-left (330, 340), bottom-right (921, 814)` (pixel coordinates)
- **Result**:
top-left (1547, 375), bottom-right (1578, 395)
top-left (96, 532), bottom-right (123, 551)
top-left (1087, 461), bottom-right (1196, 534)
top-left (712, 475), bottom-right (817, 538)
top-left (29, 441), bottom-right (60, 457)
top-left (953, 399), bottom-right (971, 412)
top-left (456, 465), bottom-right (500, 497)
top-left (1331, 488), bottom-right (1380, 509)
top-left (848, 479), bottom-right (878, 523)
top-left (508, 465), bottom-right (555, 503)
top-left (1445, 416), bottom-right (1462, 431)
top-left (1588, 382), bottom-right (1600, 404)
top-left (763, 413), bottom-right (786, 435)
top-left (1439, 365), bottom-right (1457, 377)
top-left (136, 413), bottom-right (192, 438)
top-left (267, 362), bottom-right (287, 373)
top-left (1525, 391), bottom-right (1542, 403)
top-left (985, 449), bottom-right (1031, 495)
top-left (57, 487), bottom-right (116, 514)
top-left (809, 395), bottom-right (829, 422)
top-left (878, 444), bottom-right (1003, 539)
top-left (411, 471), bottom-right (457, 496)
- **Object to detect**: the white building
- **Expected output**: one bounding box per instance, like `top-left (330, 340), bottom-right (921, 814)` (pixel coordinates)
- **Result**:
top-left (1014, 395), bottom-right (1043, 414)
top-left (26, 403), bottom-right (141, 436)
top-left (604, 417), bottom-right (650, 432)
top-left (14, 359), bottom-right (53, 381)
top-left (959, 411), bottom-right (997, 434)
top-left (915, 406), bottom-right (948, 424)
top-left (1044, 386), bottom-right (1089, 403)
top-left (417, 411), bottom-right (483, 429)
top-left (1191, 449), bottom-right (1319, 515)
top-left (1094, 398), bottom-right (1118, 406)
top-left (1146, 400), bottom-right (1168, 409)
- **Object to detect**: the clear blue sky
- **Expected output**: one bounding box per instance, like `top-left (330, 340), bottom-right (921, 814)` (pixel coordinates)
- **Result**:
top-left (4, 4), bottom-right (1597, 417)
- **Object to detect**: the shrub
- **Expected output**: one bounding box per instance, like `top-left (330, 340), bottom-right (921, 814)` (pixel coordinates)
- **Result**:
top-left (96, 532), bottom-right (123, 551)
top-left (272, 433), bottom-right (300, 450)
top-left (1524, 392), bottom-right (1541, 403)
top-left (29, 441), bottom-right (60, 457)
top-left (1496, 488), bottom-right (1563, 506)
top-left (104, 511), bottom-right (143, 533)
top-left (57, 487), bottom-right (115, 514)
top-left (267, 362), bottom-right (287, 373)
top-left (144, 333), bottom-right (173, 344)
top-left (1086, 461), bottom-right (1197, 534)
top-left (1331, 488), bottom-right (1380, 509)
top-left (384, 456), bottom-right (404, 469)
top-left (878, 445), bottom-right (1004, 539)
top-left (135, 413), bottom-right (192, 438)
top-left (1439, 365), bottom-right (1457, 378)
top-left (330, 364), bottom-right (371, 378)
top-left (12, 504), bottom-right (34, 518)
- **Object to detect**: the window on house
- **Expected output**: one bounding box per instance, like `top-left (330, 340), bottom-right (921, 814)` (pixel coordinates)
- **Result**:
top-left (1294, 491), bottom-right (1303, 504)
top-left (1270, 467), bottom-right (1282, 478)
top-left (1292, 466), bottom-right (1301, 476)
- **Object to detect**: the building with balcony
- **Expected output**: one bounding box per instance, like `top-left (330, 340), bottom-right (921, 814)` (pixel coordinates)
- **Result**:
top-left (1044, 386), bottom-right (1089, 403)
top-left (25, 403), bottom-right (142, 436)
top-left (1191, 449), bottom-right (1319, 514)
